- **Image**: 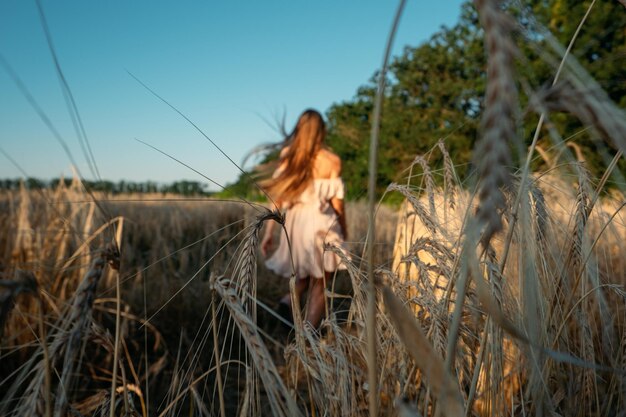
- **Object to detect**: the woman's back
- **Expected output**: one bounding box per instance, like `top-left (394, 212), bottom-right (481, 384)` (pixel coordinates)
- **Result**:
top-left (311, 148), bottom-right (341, 180)
top-left (280, 146), bottom-right (341, 181)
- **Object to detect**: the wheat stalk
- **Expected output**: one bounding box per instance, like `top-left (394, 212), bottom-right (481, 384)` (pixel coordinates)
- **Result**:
top-left (382, 285), bottom-right (464, 416)
top-left (234, 210), bottom-right (281, 317)
top-left (211, 275), bottom-right (302, 417)
top-left (388, 183), bottom-right (437, 235)
top-left (54, 243), bottom-right (119, 417)
top-left (437, 139), bottom-right (458, 211)
top-left (3, 243), bottom-right (119, 417)
top-left (473, 0), bottom-right (519, 247)
top-left (412, 156), bottom-right (436, 217)
top-left (536, 81), bottom-right (626, 156)
top-left (529, 181), bottom-right (549, 245)
top-left (365, 3), bottom-right (408, 414)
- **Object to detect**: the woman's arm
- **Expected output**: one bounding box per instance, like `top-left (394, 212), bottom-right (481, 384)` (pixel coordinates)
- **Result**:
top-left (330, 197), bottom-right (347, 240)
top-left (261, 198), bottom-right (283, 257)
top-left (327, 153), bottom-right (347, 239)
top-left (261, 219), bottom-right (275, 257)
top-left (261, 151), bottom-right (287, 257)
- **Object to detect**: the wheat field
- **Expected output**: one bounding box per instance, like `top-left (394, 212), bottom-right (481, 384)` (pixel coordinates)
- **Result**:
top-left (2, 0), bottom-right (626, 416)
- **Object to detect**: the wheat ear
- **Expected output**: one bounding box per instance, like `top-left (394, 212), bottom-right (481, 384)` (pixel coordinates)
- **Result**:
top-left (437, 139), bottom-right (457, 211)
top-left (412, 155), bottom-right (436, 217)
top-left (388, 183), bottom-right (438, 235)
top-left (234, 210), bottom-right (282, 316)
top-left (473, 0), bottom-right (518, 247)
top-left (54, 243), bottom-right (119, 417)
top-left (536, 80), bottom-right (626, 156)
top-left (211, 275), bottom-right (302, 417)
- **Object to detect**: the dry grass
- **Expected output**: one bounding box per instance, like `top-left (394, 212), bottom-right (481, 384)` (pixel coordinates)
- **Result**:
top-left (4, 151), bottom-right (623, 417)
top-left (392, 158), bottom-right (625, 416)
top-left (0, 185), bottom-right (397, 415)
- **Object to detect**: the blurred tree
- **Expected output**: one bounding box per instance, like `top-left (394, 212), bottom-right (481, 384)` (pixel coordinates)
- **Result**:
top-left (325, 0), bottom-right (625, 198)
top-left (160, 180), bottom-right (209, 196)
top-left (327, 2), bottom-right (484, 198)
top-left (520, 0), bottom-right (626, 176)
top-left (529, 0), bottom-right (626, 106)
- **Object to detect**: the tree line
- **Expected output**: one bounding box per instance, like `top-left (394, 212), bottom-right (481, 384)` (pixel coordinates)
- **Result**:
top-left (0, 178), bottom-right (213, 196)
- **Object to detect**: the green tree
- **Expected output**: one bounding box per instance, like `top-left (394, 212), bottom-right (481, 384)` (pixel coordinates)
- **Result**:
top-left (327, 2), bottom-right (485, 198)
top-left (326, 0), bottom-right (625, 196)
top-left (522, 0), bottom-right (626, 175)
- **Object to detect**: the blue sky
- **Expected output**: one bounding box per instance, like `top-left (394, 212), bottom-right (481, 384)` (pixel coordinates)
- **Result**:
top-left (0, 1), bottom-right (465, 190)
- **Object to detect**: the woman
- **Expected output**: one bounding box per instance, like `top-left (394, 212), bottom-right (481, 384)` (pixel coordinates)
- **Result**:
top-left (260, 109), bottom-right (347, 329)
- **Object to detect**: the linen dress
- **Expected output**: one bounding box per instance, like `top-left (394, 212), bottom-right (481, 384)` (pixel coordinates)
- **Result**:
top-left (265, 177), bottom-right (347, 279)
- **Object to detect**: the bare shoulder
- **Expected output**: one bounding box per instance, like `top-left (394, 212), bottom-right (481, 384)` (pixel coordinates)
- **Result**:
top-left (328, 150), bottom-right (342, 175)
top-left (317, 148), bottom-right (342, 178)
top-left (325, 149), bottom-right (341, 165)
top-left (279, 146), bottom-right (290, 157)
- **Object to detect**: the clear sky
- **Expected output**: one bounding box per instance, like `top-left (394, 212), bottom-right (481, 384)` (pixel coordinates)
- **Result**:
top-left (0, 1), bottom-right (465, 190)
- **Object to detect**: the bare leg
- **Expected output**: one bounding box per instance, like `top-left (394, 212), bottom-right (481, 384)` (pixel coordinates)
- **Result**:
top-left (305, 275), bottom-right (327, 328)
top-left (279, 277), bottom-right (309, 307)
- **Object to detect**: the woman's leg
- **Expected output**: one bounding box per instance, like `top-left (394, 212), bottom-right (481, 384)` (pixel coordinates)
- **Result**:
top-left (279, 277), bottom-right (309, 307)
top-left (305, 275), bottom-right (327, 328)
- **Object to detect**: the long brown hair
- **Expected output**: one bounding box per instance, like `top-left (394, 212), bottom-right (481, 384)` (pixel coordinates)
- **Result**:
top-left (261, 109), bottom-right (326, 204)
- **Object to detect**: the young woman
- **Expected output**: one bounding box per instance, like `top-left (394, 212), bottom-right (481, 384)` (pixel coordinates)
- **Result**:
top-left (260, 109), bottom-right (347, 328)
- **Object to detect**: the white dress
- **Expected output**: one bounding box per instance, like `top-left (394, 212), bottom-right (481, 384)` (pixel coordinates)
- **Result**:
top-left (265, 177), bottom-right (348, 279)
